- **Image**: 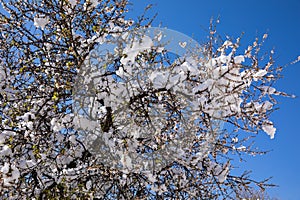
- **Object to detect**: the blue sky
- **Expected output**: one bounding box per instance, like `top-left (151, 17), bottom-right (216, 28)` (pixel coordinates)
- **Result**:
top-left (128, 1), bottom-right (300, 199)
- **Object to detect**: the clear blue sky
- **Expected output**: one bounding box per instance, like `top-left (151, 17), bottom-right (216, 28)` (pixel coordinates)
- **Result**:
top-left (128, 1), bottom-right (300, 199)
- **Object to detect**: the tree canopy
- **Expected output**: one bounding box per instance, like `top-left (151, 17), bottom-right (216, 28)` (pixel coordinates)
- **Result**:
top-left (0, 0), bottom-right (293, 199)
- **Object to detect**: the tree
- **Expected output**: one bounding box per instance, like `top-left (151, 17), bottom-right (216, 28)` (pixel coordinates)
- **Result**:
top-left (0, 0), bottom-right (294, 199)
top-left (237, 188), bottom-right (280, 200)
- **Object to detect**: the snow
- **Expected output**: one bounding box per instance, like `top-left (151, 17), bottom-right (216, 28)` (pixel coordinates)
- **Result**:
top-left (253, 101), bottom-right (273, 112)
top-left (0, 145), bottom-right (12, 157)
top-left (234, 55), bottom-right (245, 64)
top-left (22, 112), bottom-right (35, 122)
top-left (86, 180), bottom-right (92, 190)
top-left (218, 162), bottom-right (230, 183)
top-left (149, 71), bottom-right (168, 89)
top-left (218, 168), bottom-right (228, 183)
top-left (0, 66), bottom-right (5, 85)
top-left (1, 162), bottom-right (10, 174)
top-left (232, 137), bottom-right (238, 143)
top-left (259, 86), bottom-right (276, 95)
top-left (115, 66), bottom-right (125, 77)
top-left (120, 35), bottom-right (153, 66)
top-left (237, 145), bottom-right (246, 151)
top-left (50, 118), bottom-right (61, 132)
top-left (1, 164), bottom-right (20, 186)
top-left (121, 153), bottom-right (132, 169)
top-left (193, 79), bottom-right (213, 93)
top-left (69, 0), bottom-right (77, 7)
top-left (0, 134), bottom-right (4, 144)
top-left (73, 115), bottom-right (99, 130)
top-left (222, 40), bottom-right (233, 48)
top-left (255, 70), bottom-right (267, 77)
top-left (216, 54), bottom-right (230, 64)
top-left (90, 0), bottom-right (99, 7)
top-left (262, 101), bottom-right (273, 110)
top-left (169, 71), bottom-right (184, 86)
top-left (69, 135), bottom-right (77, 144)
top-left (155, 31), bottom-right (163, 42)
top-left (193, 83), bottom-right (207, 94)
top-left (34, 16), bottom-right (49, 30)
top-left (180, 61), bottom-right (198, 75)
top-left (26, 121), bottom-right (34, 130)
top-left (19, 160), bottom-right (36, 169)
top-left (263, 33), bottom-right (268, 39)
top-left (144, 171), bottom-right (156, 183)
top-left (262, 122), bottom-right (276, 139)
top-left (253, 69), bottom-right (267, 81)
